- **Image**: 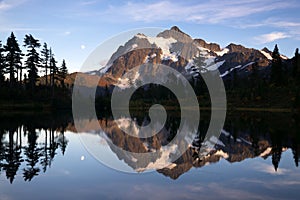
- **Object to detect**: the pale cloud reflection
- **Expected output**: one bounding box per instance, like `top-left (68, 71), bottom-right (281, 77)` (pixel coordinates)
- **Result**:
top-left (253, 162), bottom-right (291, 175)
top-left (110, 183), bottom-right (278, 200)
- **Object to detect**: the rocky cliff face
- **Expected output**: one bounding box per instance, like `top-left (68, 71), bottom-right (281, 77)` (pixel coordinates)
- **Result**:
top-left (194, 38), bottom-right (221, 52)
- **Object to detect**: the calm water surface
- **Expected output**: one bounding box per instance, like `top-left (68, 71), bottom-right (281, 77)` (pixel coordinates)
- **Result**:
top-left (0, 112), bottom-right (299, 200)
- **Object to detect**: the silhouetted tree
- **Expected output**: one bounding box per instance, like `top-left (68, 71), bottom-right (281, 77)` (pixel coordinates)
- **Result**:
top-left (0, 41), bottom-right (5, 85)
top-left (41, 43), bottom-right (50, 86)
top-left (48, 128), bottom-right (58, 166)
top-left (40, 129), bottom-right (50, 173)
top-left (0, 132), bottom-right (6, 174)
top-left (23, 127), bottom-right (42, 182)
top-left (57, 129), bottom-right (68, 155)
top-left (293, 48), bottom-right (300, 79)
top-left (292, 144), bottom-right (299, 167)
top-left (59, 59), bottom-right (68, 87)
top-left (271, 44), bottom-right (283, 85)
top-left (3, 129), bottom-right (23, 184)
top-left (4, 32), bottom-right (23, 87)
top-left (231, 68), bottom-right (238, 89)
top-left (272, 145), bottom-right (282, 171)
top-left (49, 54), bottom-right (58, 87)
top-left (24, 34), bottom-right (41, 90)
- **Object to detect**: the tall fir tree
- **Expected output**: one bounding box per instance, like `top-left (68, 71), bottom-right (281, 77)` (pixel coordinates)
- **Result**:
top-left (24, 34), bottom-right (41, 90)
top-left (270, 44), bottom-right (283, 85)
top-left (293, 48), bottom-right (300, 79)
top-left (49, 55), bottom-right (58, 87)
top-left (0, 41), bottom-right (5, 85)
top-left (4, 32), bottom-right (23, 86)
top-left (41, 43), bottom-right (50, 86)
top-left (59, 59), bottom-right (68, 87)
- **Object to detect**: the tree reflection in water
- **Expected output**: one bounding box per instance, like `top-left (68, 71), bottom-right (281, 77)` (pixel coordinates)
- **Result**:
top-left (0, 113), bottom-right (71, 183)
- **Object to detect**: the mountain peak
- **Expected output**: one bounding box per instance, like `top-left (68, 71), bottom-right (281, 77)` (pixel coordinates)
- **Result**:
top-left (226, 43), bottom-right (249, 53)
top-left (170, 26), bottom-right (184, 33)
top-left (261, 47), bottom-right (272, 54)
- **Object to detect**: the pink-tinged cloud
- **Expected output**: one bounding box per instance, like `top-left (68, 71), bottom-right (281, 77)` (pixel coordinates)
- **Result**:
top-left (254, 32), bottom-right (290, 44)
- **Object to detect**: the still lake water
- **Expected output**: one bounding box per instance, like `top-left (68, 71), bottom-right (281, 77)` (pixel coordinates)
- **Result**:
top-left (0, 111), bottom-right (299, 200)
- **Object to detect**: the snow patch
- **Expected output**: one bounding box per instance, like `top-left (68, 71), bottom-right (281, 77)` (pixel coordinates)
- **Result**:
top-left (221, 129), bottom-right (230, 137)
top-left (240, 62), bottom-right (255, 70)
top-left (136, 144), bottom-right (178, 172)
top-left (219, 63), bottom-right (251, 78)
top-left (143, 36), bottom-right (178, 61)
top-left (260, 50), bottom-right (273, 60)
top-left (198, 46), bottom-right (211, 53)
top-left (220, 70), bottom-right (229, 78)
top-left (215, 150), bottom-right (229, 159)
top-left (150, 53), bottom-right (157, 58)
top-left (206, 60), bottom-right (225, 71)
top-left (132, 44), bottom-right (138, 49)
top-left (131, 156), bottom-right (138, 162)
top-left (280, 55), bottom-right (289, 60)
top-left (99, 64), bottom-right (112, 73)
top-left (260, 147), bottom-right (272, 157)
top-left (116, 71), bottom-right (140, 89)
top-left (240, 137), bottom-right (252, 145)
top-left (166, 163), bottom-right (177, 170)
top-left (215, 48), bottom-right (229, 56)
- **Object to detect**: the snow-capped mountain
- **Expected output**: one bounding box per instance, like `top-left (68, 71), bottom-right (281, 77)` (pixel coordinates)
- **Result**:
top-left (90, 26), bottom-right (289, 88)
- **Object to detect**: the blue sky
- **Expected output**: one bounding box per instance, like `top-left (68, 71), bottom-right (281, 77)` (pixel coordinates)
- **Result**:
top-left (0, 0), bottom-right (299, 72)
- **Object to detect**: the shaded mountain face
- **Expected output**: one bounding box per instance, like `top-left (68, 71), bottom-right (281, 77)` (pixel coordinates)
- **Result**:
top-left (88, 26), bottom-right (289, 88)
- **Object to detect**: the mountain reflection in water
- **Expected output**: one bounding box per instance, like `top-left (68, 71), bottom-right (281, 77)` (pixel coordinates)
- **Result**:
top-left (0, 111), bottom-right (299, 183)
top-left (78, 111), bottom-right (300, 179)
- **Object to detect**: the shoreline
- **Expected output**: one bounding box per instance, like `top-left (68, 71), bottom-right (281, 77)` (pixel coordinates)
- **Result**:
top-left (1, 104), bottom-right (296, 113)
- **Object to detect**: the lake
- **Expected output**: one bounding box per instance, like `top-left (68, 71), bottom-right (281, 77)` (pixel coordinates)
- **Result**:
top-left (0, 111), bottom-right (299, 200)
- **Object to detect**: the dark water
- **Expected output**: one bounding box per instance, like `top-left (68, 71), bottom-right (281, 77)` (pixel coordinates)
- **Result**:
top-left (0, 111), bottom-right (300, 200)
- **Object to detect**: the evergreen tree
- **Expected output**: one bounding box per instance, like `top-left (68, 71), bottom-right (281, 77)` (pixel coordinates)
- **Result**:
top-left (270, 44), bottom-right (283, 85)
top-left (24, 34), bottom-right (41, 90)
top-left (0, 41), bottom-right (5, 85)
top-left (49, 55), bottom-right (58, 87)
top-left (292, 145), bottom-right (299, 167)
top-left (4, 32), bottom-right (23, 86)
top-left (250, 62), bottom-right (259, 87)
top-left (293, 48), bottom-right (300, 78)
top-left (193, 54), bottom-right (207, 73)
top-left (58, 59), bottom-right (68, 87)
top-left (41, 43), bottom-right (50, 86)
top-left (272, 146), bottom-right (282, 172)
top-left (232, 68), bottom-right (238, 89)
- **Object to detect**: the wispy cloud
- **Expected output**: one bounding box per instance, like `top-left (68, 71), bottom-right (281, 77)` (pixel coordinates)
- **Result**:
top-left (254, 32), bottom-right (290, 44)
top-left (237, 18), bottom-right (300, 29)
top-left (236, 18), bottom-right (300, 41)
top-left (79, 0), bottom-right (98, 6)
top-left (105, 0), bottom-right (294, 24)
top-left (0, 0), bottom-right (26, 12)
top-left (0, 26), bottom-right (46, 33)
top-left (63, 31), bottom-right (71, 36)
top-left (0, 0), bottom-right (33, 33)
